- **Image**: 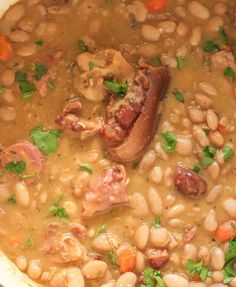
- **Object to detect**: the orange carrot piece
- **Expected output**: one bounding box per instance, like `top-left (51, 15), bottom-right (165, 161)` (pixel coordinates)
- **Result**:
top-left (118, 247), bottom-right (136, 274)
top-left (218, 124), bottom-right (227, 135)
top-left (146, 0), bottom-right (167, 11)
top-left (0, 35), bottom-right (12, 61)
top-left (192, 275), bottom-right (201, 281)
top-left (215, 220), bottom-right (236, 242)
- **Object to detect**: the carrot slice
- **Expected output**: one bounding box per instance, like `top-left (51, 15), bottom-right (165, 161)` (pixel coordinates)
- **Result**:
top-left (146, 0), bottom-right (167, 11)
top-left (192, 275), bottom-right (201, 281)
top-left (215, 220), bottom-right (236, 242)
top-left (0, 35), bottom-right (12, 61)
top-left (118, 247), bottom-right (136, 274)
top-left (218, 124), bottom-right (227, 135)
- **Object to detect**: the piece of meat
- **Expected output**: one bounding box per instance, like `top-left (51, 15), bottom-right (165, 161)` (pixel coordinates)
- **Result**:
top-left (107, 66), bottom-right (170, 162)
top-left (174, 165), bottom-right (208, 199)
top-left (68, 223), bottom-right (87, 240)
top-left (33, 74), bottom-right (50, 98)
top-left (184, 225), bottom-right (197, 243)
top-left (146, 249), bottom-right (169, 269)
top-left (210, 49), bottom-right (236, 71)
top-left (229, 5), bottom-right (236, 27)
top-left (55, 98), bottom-right (103, 140)
top-left (42, 226), bottom-right (87, 264)
top-left (82, 164), bottom-right (128, 217)
top-left (0, 141), bottom-right (44, 183)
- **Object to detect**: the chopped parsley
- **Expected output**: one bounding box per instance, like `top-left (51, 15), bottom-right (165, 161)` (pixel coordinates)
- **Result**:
top-left (95, 223), bottom-right (107, 237)
top-left (78, 40), bottom-right (88, 52)
top-left (107, 251), bottom-right (119, 269)
top-left (30, 126), bottom-right (61, 155)
top-left (34, 64), bottom-right (48, 81)
top-left (185, 259), bottom-right (213, 281)
top-left (15, 71), bottom-right (36, 99)
top-left (219, 26), bottom-right (228, 45)
top-left (0, 87), bottom-right (7, 94)
top-left (26, 235), bottom-right (33, 247)
top-left (172, 89), bottom-right (184, 103)
top-left (223, 237), bottom-right (236, 284)
top-left (202, 146), bottom-right (217, 167)
top-left (5, 161), bottom-right (26, 176)
top-left (47, 81), bottom-right (55, 89)
top-left (154, 216), bottom-right (161, 228)
top-left (233, 48), bottom-right (236, 61)
top-left (192, 165), bottom-right (200, 174)
top-left (160, 131), bottom-right (177, 153)
top-left (88, 61), bottom-right (94, 70)
top-left (143, 267), bottom-right (165, 287)
top-left (7, 195), bottom-right (16, 205)
top-left (176, 56), bottom-right (185, 70)
top-left (132, 162), bottom-right (139, 169)
top-left (104, 79), bottom-right (128, 98)
top-left (35, 39), bottom-right (44, 46)
top-left (79, 163), bottom-right (93, 174)
top-left (224, 66), bottom-right (235, 80)
top-left (46, 193), bottom-right (68, 221)
top-left (223, 146), bottom-right (234, 162)
top-left (203, 40), bottom-right (221, 53)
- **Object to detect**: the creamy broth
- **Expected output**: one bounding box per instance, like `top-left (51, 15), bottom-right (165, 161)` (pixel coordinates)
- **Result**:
top-left (0, 0), bottom-right (236, 286)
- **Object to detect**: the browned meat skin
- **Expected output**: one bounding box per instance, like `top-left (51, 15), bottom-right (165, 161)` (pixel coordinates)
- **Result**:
top-left (55, 98), bottom-right (102, 139)
top-left (146, 249), bottom-right (169, 269)
top-left (107, 66), bottom-right (170, 162)
top-left (174, 165), bottom-right (207, 199)
top-left (184, 225), bottom-right (197, 243)
top-left (82, 164), bottom-right (128, 217)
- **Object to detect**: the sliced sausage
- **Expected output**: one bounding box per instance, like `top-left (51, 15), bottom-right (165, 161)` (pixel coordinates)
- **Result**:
top-left (174, 165), bottom-right (207, 198)
top-left (146, 248), bottom-right (169, 269)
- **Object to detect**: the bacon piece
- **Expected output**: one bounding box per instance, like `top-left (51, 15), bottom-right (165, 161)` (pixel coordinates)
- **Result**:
top-left (68, 223), bottom-right (87, 240)
top-left (174, 165), bottom-right (207, 199)
top-left (55, 98), bottom-right (103, 140)
top-left (107, 66), bottom-right (170, 162)
top-left (184, 225), bottom-right (197, 243)
top-left (0, 141), bottom-right (44, 183)
top-left (146, 249), bottom-right (169, 269)
top-left (82, 164), bottom-right (128, 217)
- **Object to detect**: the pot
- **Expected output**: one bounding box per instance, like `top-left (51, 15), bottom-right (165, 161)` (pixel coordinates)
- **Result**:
top-left (0, 3), bottom-right (42, 286)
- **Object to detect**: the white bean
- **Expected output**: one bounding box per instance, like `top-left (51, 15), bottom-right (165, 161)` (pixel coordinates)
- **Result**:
top-left (206, 161), bottom-right (220, 181)
top-left (160, 54), bottom-right (177, 68)
top-left (4, 4), bottom-right (25, 23)
top-left (100, 282), bottom-right (116, 287)
top-left (166, 204), bottom-right (185, 219)
top-left (176, 136), bottom-right (193, 156)
top-left (207, 16), bottom-right (223, 32)
top-left (206, 185), bottom-right (222, 203)
top-left (192, 125), bottom-right (210, 147)
top-left (16, 43), bottom-right (36, 57)
top-left (115, 272), bottom-right (137, 287)
top-left (163, 274), bottom-right (189, 287)
top-left (214, 3), bottom-right (227, 15)
top-left (199, 82), bottom-right (217, 96)
top-left (130, 193), bottom-right (150, 217)
top-left (164, 167), bottom-right (174, 187)
top-left (188, 1), bottom-right (210, 19)
top-left (209, 131), bottom-right (224, 148)
top-left (175, 6), bottom-right (186, 18)
top-left (182, 243), bottom-right (198, 265)
top-left (67, 267), bottom-right (84, 287)
top-left (147, 187), bottom-right (163, 215)
top-left (15, 182), bottom-right (30, 207)
top-left (206, 109), bottom-right (218, 131)
top-left (18, 18), bottom-right (35, 33)
top-left (92, 233), bottom-right (120, 252)
top-left (204, 209), bottom-right (218, 232)
top-left (210, 247), bottom-right (225, 271)
top-left (189, 27), bottom-right (202, 46)
top-left (195, 94), bottom-right (213, 110)
top-left (149, 166), bottom-right (163, 184)
top-left (158, 21), bottom-right (176, 33)
top-left (176, 22), bottom-right (189, 36)
top-left (190, 283), bottom-right (206, 287)
top-left (1, 69), bottom-right (15, 87)
top-left (16, 255), bottom-right (28, 271)
top-left (150, 227), bottom-right (169, 248)
top-left (134, 224), bottom-right (149, 250)
top-left (127, 1), bottom-right (147, 22)
top-left (8, 30), bottom-right (30, 43)
top-left (212, 271), bottom-right (224, 283)
top-left (154, 143), bottom-right (169, 160)
top-left (135, 251), bottom-right (146, 272)
top-left (223, 198), bottom-right (236, 218)
top-left (27, 260), bottom-right (42, 279)
top-left (141, 24), bottom-right (161, 42)
top-left (230, 278), bottom-right (236, 287)
top-left (198, 246), bottom-right (210, 265)
top-left (188, 107), bottom-right (205, 123)
top-left (63, 201), bottom-right (77, 218)
top-left (139, 149), bottom-right (156, 173)
top-left (82, 260), bottom-right (107, 279)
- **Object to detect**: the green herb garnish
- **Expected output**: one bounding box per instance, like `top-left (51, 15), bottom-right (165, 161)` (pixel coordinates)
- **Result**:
top-left (104, 79), bottom-right (128, 98)
top-left (0, 87), bottom-right (7, 93)
top-left (46, 193), bottom-right (68, 221)
top-left (223, 146), bottom-right (234, 162)
top-left (47, 81), bottom-right (55, 89)
top-left (107, 251), bottom-right (119, 268)
top-left (16, 71), bottom-right (36, 99)
top-left (79, 163), bottom-right (93, 174)
top-left (7, 195), bottom-right (16, 205)
top-left (144, 267), bottom-right (165, 287)
top-left (160, 131), bottom-right (177, 153)
top-left (30, 126), bottom-right (61, 155)
top-left (26, 235), bottom-right (33, 247)
top-left (176, 56), bottom-right (185, 70)
top-left (202, 146), bottom-right (217, 167)
top-left (224, 66), bottom-right (235, 80)
top-left (78, 40), bottom-right (88, 52)
top-left (185, 259), bottom-right (213, 281)
top-left (132, 162), bottom-right (139, 169)
top-left (219, 26), bottom-right (228, 45)
top-left (154, 216), bottom-right (161, 228)
top-left (35, 39), bottom-right (44, 46)
top-left (34, 64), bottom-right (48, 81)
top-left (5, 161), bottom-right (26, 176)
top-left (223, 238), bottom-right (236, 284)
top-left (192, 165), bottom-right (200, 174)
top-left (172, 89), bottom-right (184, 103)
top-left (203, 40), bottom-right (221, 53)
top-left (95, 223), bottom-right (107, 237)
top-left (88, 61), bottom-right (94, 70)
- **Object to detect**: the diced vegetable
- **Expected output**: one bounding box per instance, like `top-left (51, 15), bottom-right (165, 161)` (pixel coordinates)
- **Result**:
top-left (0, 35), bottom-right (12, 61)
top-left (30, 126), bottom-right (61, 155)
top-left (88, 61), bottom-right (94, 70)
top-left (215, 220), bottom-right (236, 242)
top-left (6, 195), bottom-right (16, 205)
top-left (46, 193), bottom-right (68, 221)
top-left (176, 56), bottom-right (185, 70)
top-left (160, 131), bottom-right (177, 153)
top-left (203, 40), bottom-right (221, 53)
top-left (95, 223), bottom-right (107, 237)
top-left (172, 89), bottom-right (184, 103)
top-left (154, 216), bottom-right (161, 228)
top-left (5, 160), bottom-right (26, 176)
top-left (78, 40), bottom-right (88, 52)
top-left (104, 79), bottom-right (128, 98)
top-left (224, 66), bottom-right (235, 80)
top-left (107, 251), bottom-right (119, 269)
top-left (146, 0), bottom-right (167, 11)
top-left (79, 163), bottom-right (93, 174)
top-left (117, 247), bottom-right (136, 274)
top-left (223, 146), bottom-right (234, 162)
top-left (35, 39), bottom-right (44, 46)
top-left (34, 64), bottom-right (48, 81)
top-left (16, 71), bottom-right (36, 99)
top-left (132, 162), bottom-right (139, 169)
top-left (223, 237), bottom-right (236, 283)
top-left (144, 267), bottom-right (165, 287)
top-left (25, 235), bottom-right (33, 247)
top-left (185, 259), bottom-right (213, 281)
top-left (192, 165), bottom-right (200, 174)
top-left (202, 146), bottom-right (216, 167)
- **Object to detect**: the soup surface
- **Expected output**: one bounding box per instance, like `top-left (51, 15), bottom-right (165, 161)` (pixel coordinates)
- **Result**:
top-left (0, 0), bottom-right (236, 286)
